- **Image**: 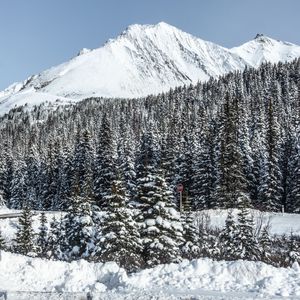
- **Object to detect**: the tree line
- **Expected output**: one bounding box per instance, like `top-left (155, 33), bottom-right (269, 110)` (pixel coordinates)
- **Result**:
top-left (0, 59), bottom-right (299, 213)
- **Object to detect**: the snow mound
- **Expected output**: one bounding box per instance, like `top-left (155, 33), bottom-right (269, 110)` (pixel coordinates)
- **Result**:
top-left (1, 251), bottom-right (300, 298)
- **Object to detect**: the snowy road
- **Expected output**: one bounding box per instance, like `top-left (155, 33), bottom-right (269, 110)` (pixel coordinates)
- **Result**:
top-left (0, 213), bottom-right (23, 219)
top-left (4, 289), bottom-right (299, 300)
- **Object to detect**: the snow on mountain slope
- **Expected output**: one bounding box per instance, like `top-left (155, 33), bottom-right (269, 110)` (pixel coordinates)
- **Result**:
top-left (1, 23), bottom-right (300, 116)
top-left (231, 33), bottom-right (300, 68)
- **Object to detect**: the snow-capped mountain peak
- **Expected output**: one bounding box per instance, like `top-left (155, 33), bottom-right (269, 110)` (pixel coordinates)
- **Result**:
top-left (231, 33), bottom-right (300, 68)
top-left (1, 22), bottom-right (300, 116)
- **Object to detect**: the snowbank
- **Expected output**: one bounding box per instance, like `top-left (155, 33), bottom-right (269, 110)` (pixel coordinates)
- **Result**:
top-left (0, 251), bottom-right (300, 298)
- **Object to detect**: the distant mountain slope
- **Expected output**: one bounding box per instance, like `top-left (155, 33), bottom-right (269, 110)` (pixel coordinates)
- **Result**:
top-left (231, 33), bottom-right (300, 68)
top-left (1, 22), bottom-right (300, 115)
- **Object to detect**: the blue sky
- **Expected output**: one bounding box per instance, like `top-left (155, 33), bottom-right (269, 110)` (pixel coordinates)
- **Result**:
top-left (0, 0), bottom-right (299, 90)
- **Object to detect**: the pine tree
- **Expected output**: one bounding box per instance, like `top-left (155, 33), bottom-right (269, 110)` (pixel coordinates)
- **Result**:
top-left (42, 139), bottom-right (63, 209)
top-left (0, 230), bottom-right (6, 250)
top-left (59, 146), bottom-right (74, 210)
top-left (287, 233), bottom-right (300, 266)
top-left (10, 161), bottom-right (27, 209)
top-left (25, 142), bottom-right (41, 209)
top-left (258, 98), bottom-right (283, 211)
top-left (286, 128), bottom-right (300, 212)
top-left (62, 187), bottom-right (96, 260)
top-left (191, 124), bottom-right (215, 209)
top-left (181, 212), bottom-right (200, 259)
top-left (213, 94), bottom-right (251, 209)
top-left (14, 205), bottom-right (35, 255)
top-left (0, 144), bottom-right (13, 205)
top-left (234, 207), bottom-right (260, 260)
top-left (37, 212), bottom-right (48, 257)
top-left (117, 138), bottom-right (137, 204)
top-left (139, 174), bottom-right (184, 265)
top-left (47, 216), bottom-right (61, 259)
top-left (72, 129), bottom-right (94, 198)
top-left (259, 225), bottom-right (272, 263)
top-left (218, 210), bottom-right (239, 260)
top-left (97, 178), bottom-right (143, 271)
top-left (94, 114), bottom-right (116, 208)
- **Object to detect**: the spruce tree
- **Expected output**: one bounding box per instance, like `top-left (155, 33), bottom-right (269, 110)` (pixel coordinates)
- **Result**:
top-left (213, 94), bottom-right (251, 209)
top-left (287, 233), bottom-right (300, 266)
top-left (62, 183), bottom-right (96, 260)
top-left (94, 114), bottom-right (116, 208)
top-left (191, 124), bottom-right (215, 210)
top-left (259, 225), bottom-right (272, 263)
top-left (47, 215), bottom-right (61, 259)
top-left (37, 212), bottom-right (48, 257)
top-left (218, 210), bottom-right (239, 260)
top-left (234, 207), bottom-right (260, 260)
top-left (286, 128), bottom-right (300, 212)
top-left (258, 98), bottom-right (283, 211)
top-left (97, 178), bottom-right (143, 271)
top-left (14, 205), bottom-right (35, 255)
top-left (181, 211), bottom-right (200, 259)
top-left (72, 129), bottom-right (94, 198)
top-left (0, 230), bottom-right (5, 250)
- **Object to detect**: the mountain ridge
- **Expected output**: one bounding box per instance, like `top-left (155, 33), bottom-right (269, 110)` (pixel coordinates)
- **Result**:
top-left (1, 22), bottom-right (300, 115)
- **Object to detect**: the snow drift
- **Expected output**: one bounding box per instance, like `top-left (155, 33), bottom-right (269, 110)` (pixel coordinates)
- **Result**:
top-left (0, 251), bottom-right (300, 298)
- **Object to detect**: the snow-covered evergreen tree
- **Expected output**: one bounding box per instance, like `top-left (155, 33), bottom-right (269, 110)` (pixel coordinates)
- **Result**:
top-left (0, 230), bottom-right (5, 250)
top-left (62, 191), bottom-right (96, 260)
top-left (234, 207), bottom-right (260, 260)
top-left (97, 178), bottom-right (143, 271)
top-left (72, 129), bottom-right (94, 198)
top-left (259, 225), bottom-right (272, 263)
top-left (140, 176), bottom-right (184, 265)
top-left (258, 98), bottom-right (283, 211)
top-left (94, 114), bottom-right (116, 208)
top-left (218, 210), bottom-right (239, 260)
top-left (181, 206), bottom-right (200, 259)
top-left (213, 94), bottom-right (251, 209)
top-left (47, 215), bottom-right (63, 259)
top-left (286, 128), bottom-right (300, 212)
top-left (287, 233), bottom-right (300, 265)
top-left (14, 205), bottom-right (35, 255)
top-left (37, 212), bottom-right (48, 257)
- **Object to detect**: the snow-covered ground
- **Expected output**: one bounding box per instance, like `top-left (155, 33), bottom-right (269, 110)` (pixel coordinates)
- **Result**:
top-left (0, 207), bottom-right (60, 245)
top-left (2, 206), bottom-right (300, 234)
top-left (197, 209), bottom-right (300, 236)
top-left (0, 251), bottom-right (300, 299)
top-left (1, 206), bottom-right (300, 245)
top-left (1, 206), bottom-right (300, 299)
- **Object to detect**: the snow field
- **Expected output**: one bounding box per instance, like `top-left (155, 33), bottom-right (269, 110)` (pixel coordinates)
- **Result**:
top-left (198, 209), bottom-right (300, 236)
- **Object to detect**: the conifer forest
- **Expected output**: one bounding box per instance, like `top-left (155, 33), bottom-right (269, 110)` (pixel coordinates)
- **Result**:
top-left (1, 59), bottom-right (300, 271)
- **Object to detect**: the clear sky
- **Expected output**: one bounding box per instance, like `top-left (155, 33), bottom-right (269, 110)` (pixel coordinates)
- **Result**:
top-left (0, 0), bottom-right (300, 90)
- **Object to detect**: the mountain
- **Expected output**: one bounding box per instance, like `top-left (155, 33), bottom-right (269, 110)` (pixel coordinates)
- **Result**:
top-left (1, 22), bottom-right (300, 115)
top-left (231, 33), bottom-right (300, 68)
